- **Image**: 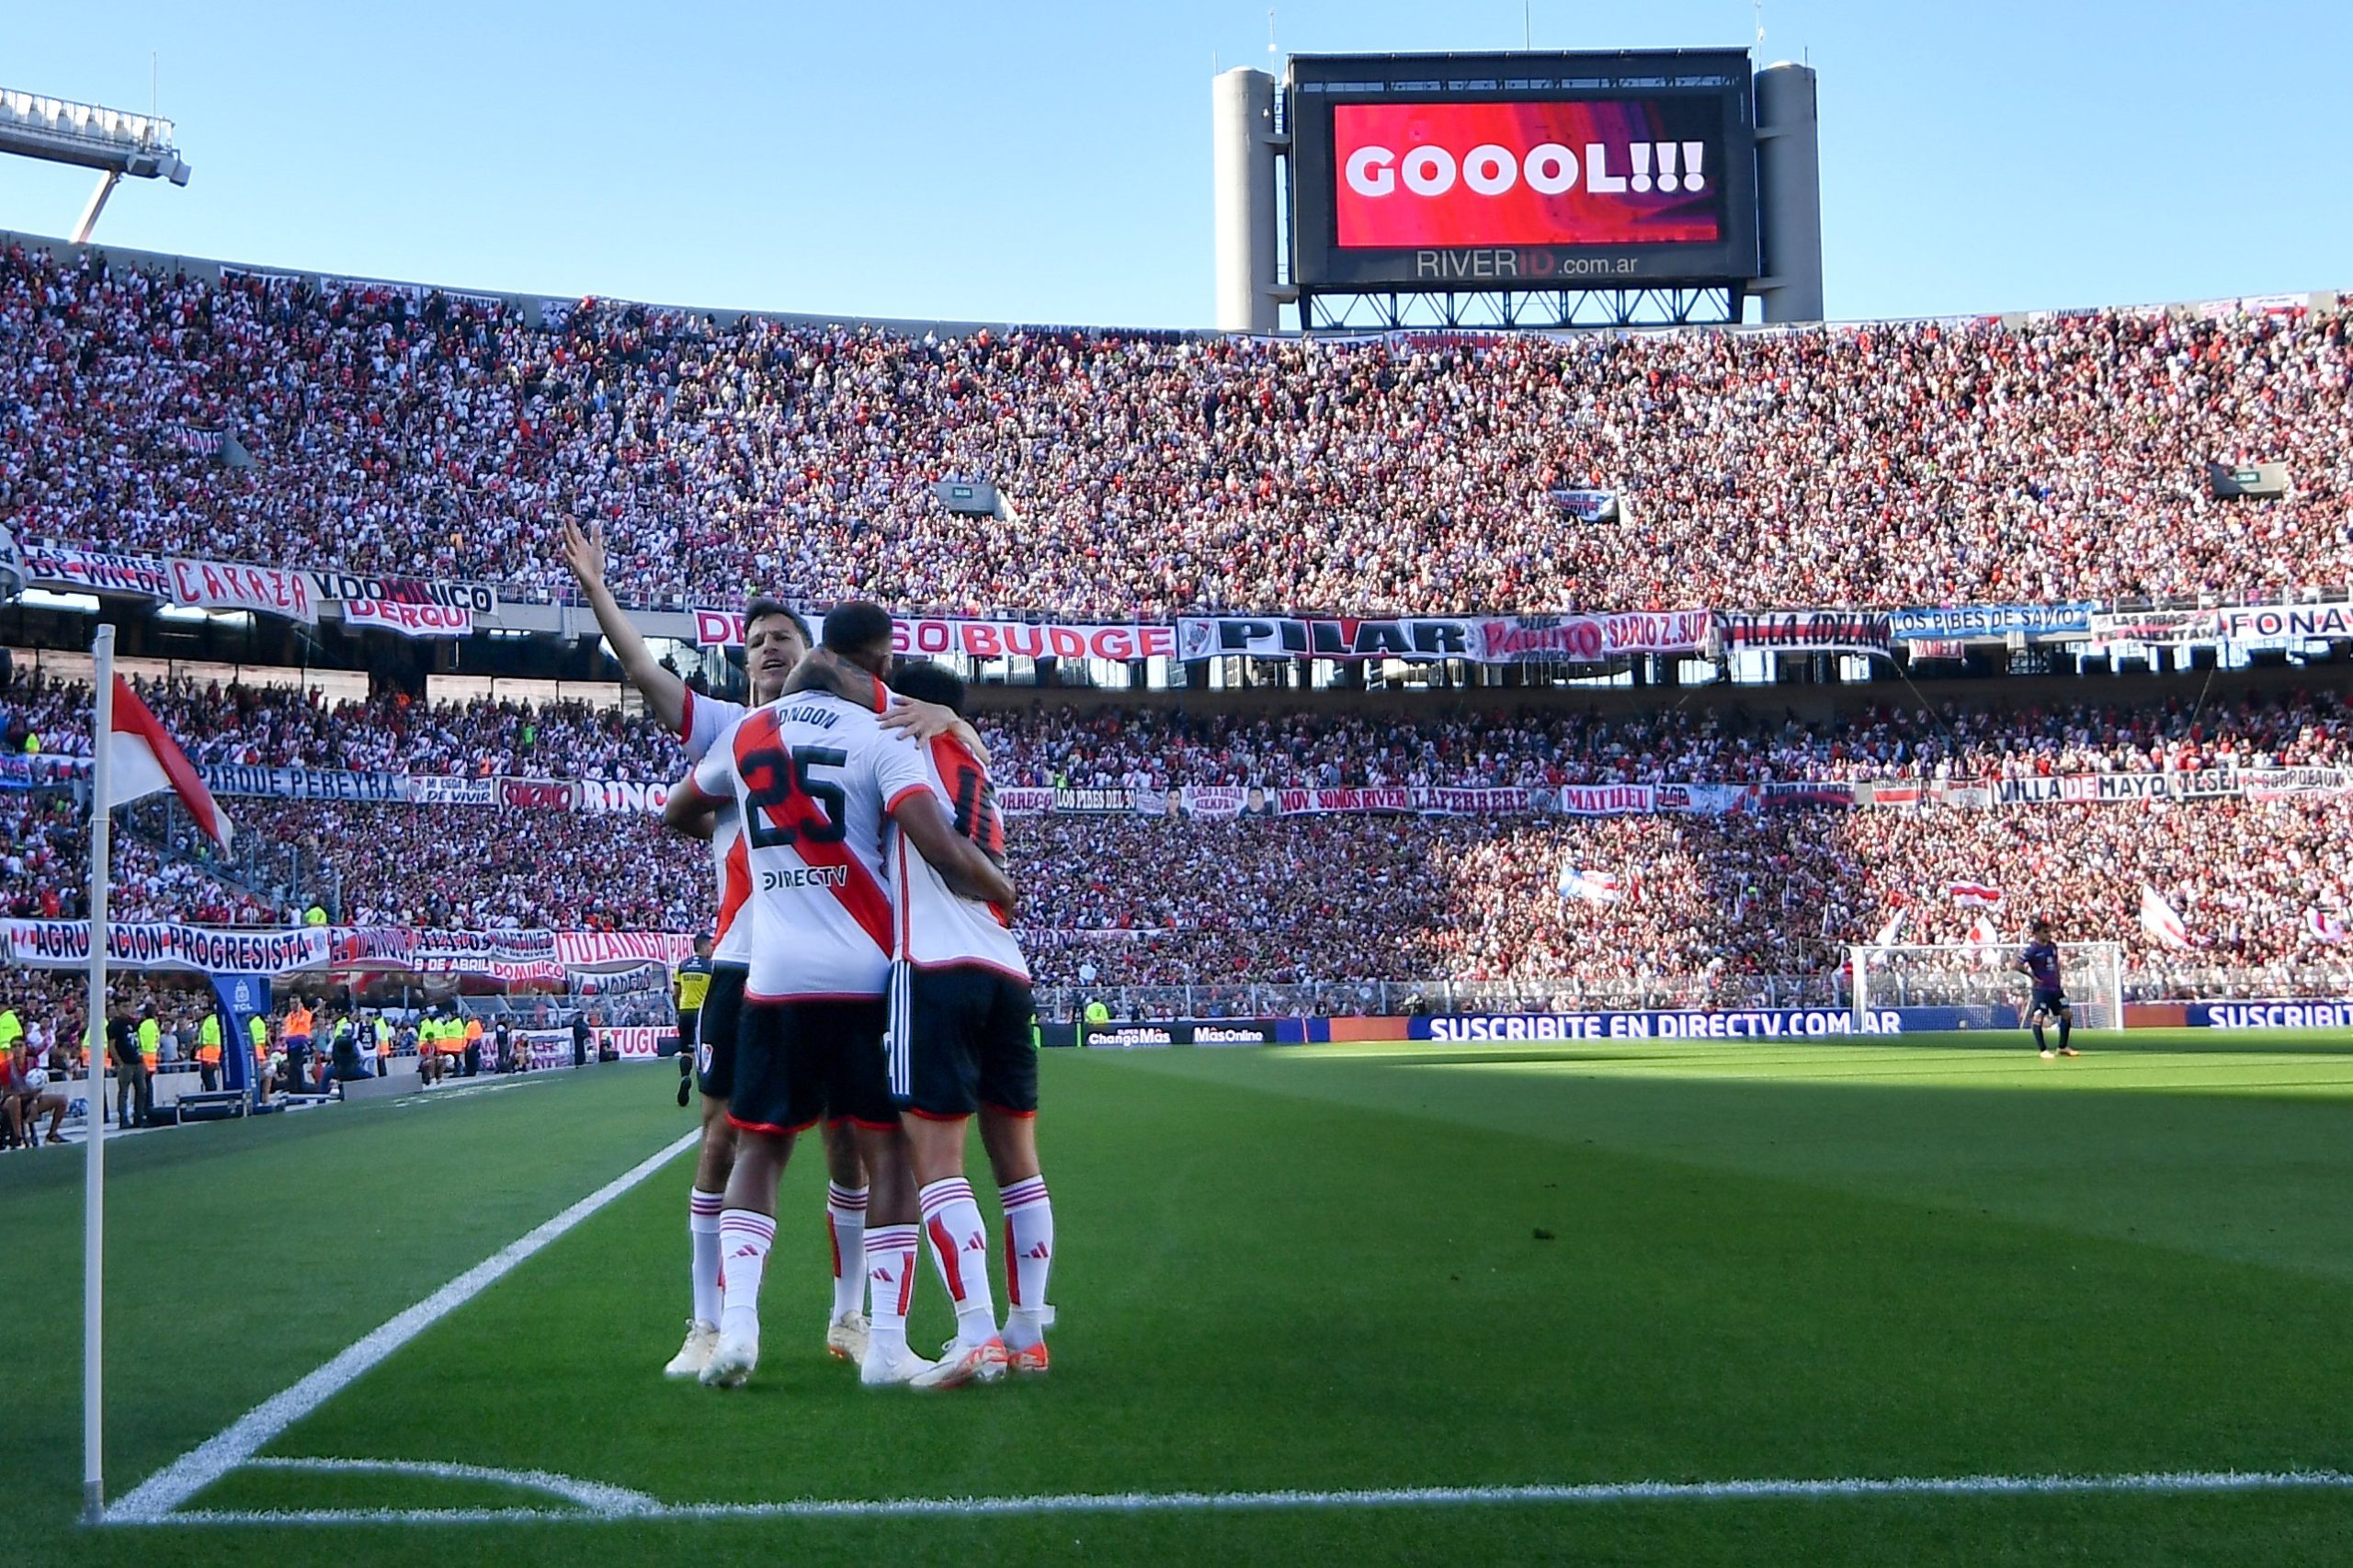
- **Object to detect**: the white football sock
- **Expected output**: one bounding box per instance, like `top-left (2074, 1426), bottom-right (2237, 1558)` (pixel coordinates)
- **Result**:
top-left (716, 1209), bottom-right (774, 1344)
top-left (863, 1222), bottom-right (920, 1358)
top-left (688, 1187), bottom-right (724, 1328)
top-left (919, 1177), bottom-right (997, 1347)
top-left (826, 1181), bottom-right (869, 1322)
top-left (1000, 1175), bottom-right (1054, 1351)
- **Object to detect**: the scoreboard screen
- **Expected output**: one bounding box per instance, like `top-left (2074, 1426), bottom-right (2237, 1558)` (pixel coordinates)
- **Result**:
top-left (1289, 51), bottom-right (1758, 291)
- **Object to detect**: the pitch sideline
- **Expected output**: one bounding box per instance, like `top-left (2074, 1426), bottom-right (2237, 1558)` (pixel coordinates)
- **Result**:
top-left (108, 1127), bottom-right (703, 1524)
top-left (132, 1459), bottom-right (2353, 1527)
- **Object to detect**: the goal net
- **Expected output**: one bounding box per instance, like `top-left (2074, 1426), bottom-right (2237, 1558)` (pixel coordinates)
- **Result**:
top-left (1847, 942), bottom-right (2124, 1034)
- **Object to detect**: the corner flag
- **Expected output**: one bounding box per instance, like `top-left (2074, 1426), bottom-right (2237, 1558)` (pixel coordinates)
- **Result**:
top-left (107, 676), bottom-right (233, 849)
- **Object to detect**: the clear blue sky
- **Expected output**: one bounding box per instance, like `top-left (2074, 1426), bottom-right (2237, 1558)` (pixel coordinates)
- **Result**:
top-left (3, 0), bottom-right (2347, 327)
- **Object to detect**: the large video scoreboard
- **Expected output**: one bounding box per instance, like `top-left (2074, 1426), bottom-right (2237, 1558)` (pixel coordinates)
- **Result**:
top-left (1286, 51), bottom-right (1758, 294)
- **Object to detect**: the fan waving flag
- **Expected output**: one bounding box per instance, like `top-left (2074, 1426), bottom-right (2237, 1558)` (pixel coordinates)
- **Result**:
top-left (2139, 885), bottom-right (2190, 950)
top-left (1560, 867), bottom-right (1631, 904)
top-left (2309, 908), bottom-right (2347, 945)
top-left (108, 676), bottom-right (233, 849)
top-left (1948, 880), bottom-right (2005, 908)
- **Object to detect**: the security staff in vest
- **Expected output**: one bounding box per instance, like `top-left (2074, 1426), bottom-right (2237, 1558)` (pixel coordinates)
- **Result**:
top-left (1082, 998), bottom-right (1110, 1045)
top-left (246, 1011), bottom-right (270, 1096)
top-left (197, 1007), bottom-right (224, 1092)
top-left (135, 1005), bottom-right (162, 1120)
top-left (108, 1006), bottom-right (142, 1127)
top-left (283, 999), bottom-right (315, 1096)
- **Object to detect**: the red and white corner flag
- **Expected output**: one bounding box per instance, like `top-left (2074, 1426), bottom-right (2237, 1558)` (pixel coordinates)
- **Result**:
top-left (108, 676), bottom-right (233, 849)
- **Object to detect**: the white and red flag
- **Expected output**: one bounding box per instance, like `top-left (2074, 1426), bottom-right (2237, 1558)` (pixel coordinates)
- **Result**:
top-left (2308, 908), bottom-right (2347, 945)
top-left (1948, 880), bottom-right (2005, 908)
top-left (2139, 886), bottom-right (2190, 950)
top-left (107, 676), bottom-right (233, 849)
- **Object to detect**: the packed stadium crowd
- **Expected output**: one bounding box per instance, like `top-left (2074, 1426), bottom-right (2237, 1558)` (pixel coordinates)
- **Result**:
top-left (5, 243), bottom-right (2349, 616)
top-left (9, 784), bottom-right (2349, 991)
top-left (12, 672), bottom-right (2353, 790)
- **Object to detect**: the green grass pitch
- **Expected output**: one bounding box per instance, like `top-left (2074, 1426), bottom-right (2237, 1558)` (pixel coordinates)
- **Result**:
top-left (12, 1031), bottom-right (2353, 1565)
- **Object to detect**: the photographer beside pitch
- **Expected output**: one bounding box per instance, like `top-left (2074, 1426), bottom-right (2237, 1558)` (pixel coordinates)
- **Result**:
top-left (2017, 919), bottom-right (2079, 1060)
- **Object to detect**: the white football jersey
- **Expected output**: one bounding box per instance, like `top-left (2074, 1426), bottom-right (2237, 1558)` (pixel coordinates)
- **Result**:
top-left (688, 691), bottom-right (931, 1002)
top-left (890, 731), bottom-right (1029, 980)
top-left (680, 690), bottom-right (753, 965)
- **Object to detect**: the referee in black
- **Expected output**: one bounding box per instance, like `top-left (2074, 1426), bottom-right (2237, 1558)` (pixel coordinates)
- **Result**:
top-left (673, 933), bottom-right (714, 1107)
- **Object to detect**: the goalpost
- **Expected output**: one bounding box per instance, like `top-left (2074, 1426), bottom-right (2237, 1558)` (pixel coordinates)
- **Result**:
top-left (1848, 942), bottom-right (2125, 1035)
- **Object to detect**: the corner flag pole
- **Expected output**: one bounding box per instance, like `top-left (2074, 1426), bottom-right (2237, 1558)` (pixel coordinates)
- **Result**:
top-left (83, 623), bottom-right (115, 1527)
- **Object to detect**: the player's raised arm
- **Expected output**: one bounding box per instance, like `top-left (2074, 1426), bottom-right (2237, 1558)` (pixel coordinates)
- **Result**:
top-left (560, 518), bottom-right (688, 733)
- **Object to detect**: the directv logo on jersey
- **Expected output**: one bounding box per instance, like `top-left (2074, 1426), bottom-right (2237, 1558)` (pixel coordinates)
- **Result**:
top-left (760, 866), bottom-right (849, 891)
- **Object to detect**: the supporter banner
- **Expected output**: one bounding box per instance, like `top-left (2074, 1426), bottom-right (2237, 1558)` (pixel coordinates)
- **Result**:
top-left (2208, 602), bottom-right (2353, 646)
top-left (597, 1026), bottom-right (667, 1061)
top-left (554, 931), bottom-right (694, 967)
top-left (307, 572), bottom-right (497, 617)
top-left (997, 787), bottom-right (1057, 816)
top-left (500, 778), bottom-right (578, 812)
top-left (197, 765), bottom-right (410, 803)
top-left (165, 559), bottom-right (320, 624)
top-left (1467, 611), bottom-right (1712, 664)
top-left (522, 1028), bottom-right (574, 1069)
top-left (0, 756), bottom-right (46, 791)
top-left (3, 920), bottom-right (330, 975)
top-left (1756, 781), bottom-right (1857, 808)
top-left (578, 778), bottom-right (673, 814)
top-left (344, 597), bottom-right (474, 638)
top-left (1277, 787), bottom-right (1413, 816)
top-left (1653, 782), bottom-right (1754, 816)
top-left (691, 608), bottom-right (1174, 662)
top-left (1559, 784), bottom-right (1655, 816)
top-left (1178, 787), bottom-right (1251, 821)
top-left (2185, 1000), bottom-right (2353, 1030)
top-left (1717, 610), bottom-right (1894, 656)
top-left (893, 617), bottom-right (1177, 664)
top-left (1545, 488), bottom-right (1619, 521)
top-left (571, 961), bottom-right (667, 997)
top-left (1052, 787), bottom-right (1138, 814)
top-left (330, 926), bottom-right (416, 966)
top-left (0, 521), bottom-right (24, 603)
top-left (2086, 608), bottom-right (2208, 644)
top-left (1411, 1008), bottom-right (1904, 1042)
top-left (404, 776), bottom-right (498, 806)
top-left (22, 543), bottom-right (173, 599)
top-left (411, 929), bottom-right (561, 973)
top-left (1888, 604), bottom-right (2097, 642)
top-left (1176, 612), bottom-right (1709, 665)
top-left (1414, 787), bottom-right (1534, 814)
top-left (2245, 767), bottom-right (2351, 800)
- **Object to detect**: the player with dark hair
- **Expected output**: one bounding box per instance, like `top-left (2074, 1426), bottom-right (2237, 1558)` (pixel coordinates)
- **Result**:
top-left (867, 659), bottom-right (1056, 1386)
top-left (563, 527), bottom-right (965, 1377)
top-left (669, 602), bottom-right (1017, 1391)
top-left (2017, 918), bottom-right (2077, 1059)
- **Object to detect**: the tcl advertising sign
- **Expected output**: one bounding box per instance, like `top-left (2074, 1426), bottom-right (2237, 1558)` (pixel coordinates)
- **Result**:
top-left (1289, 51), bottom-right (1757, 291)
top-left (1334, 102), bottom-right (1722, 249)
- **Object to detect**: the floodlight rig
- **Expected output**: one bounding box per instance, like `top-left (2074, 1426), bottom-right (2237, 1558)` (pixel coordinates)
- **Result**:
top-left (0, 87), bottom-right (191, 243)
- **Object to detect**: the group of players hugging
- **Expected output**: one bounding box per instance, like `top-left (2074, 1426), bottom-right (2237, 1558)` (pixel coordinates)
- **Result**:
top-left (566, 522), bottom-right (1052, 1391)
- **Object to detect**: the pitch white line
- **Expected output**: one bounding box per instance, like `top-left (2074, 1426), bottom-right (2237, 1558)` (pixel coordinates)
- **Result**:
top-left (138, 1466), bottom-right (2353, 1527)
top-left (244, 1456), bottom-right (661, 1513)
top-left (108, 1128), bottom-right (702, 1525)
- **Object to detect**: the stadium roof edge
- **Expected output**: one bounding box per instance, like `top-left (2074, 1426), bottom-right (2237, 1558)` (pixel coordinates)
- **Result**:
top-left (1, 228), bottom-right (2341, 342)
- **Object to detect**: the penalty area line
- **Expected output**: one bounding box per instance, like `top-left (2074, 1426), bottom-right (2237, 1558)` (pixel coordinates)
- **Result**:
top-left (107, 1128), bottom-right (703, 1525)
top-left (134, 1465), bottom-right (2353, 1527)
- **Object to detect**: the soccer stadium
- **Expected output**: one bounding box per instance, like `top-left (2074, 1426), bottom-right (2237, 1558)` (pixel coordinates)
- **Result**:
top-left (6, 9), bottom-right (2353, 1564)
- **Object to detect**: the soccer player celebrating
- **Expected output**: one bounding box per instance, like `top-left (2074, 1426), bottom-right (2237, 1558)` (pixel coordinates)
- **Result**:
top-left (827, 659), bottom-right (1055, 1388)
top-left (563, 521), bottom-right (961, 1377)
top-left (667, 603), bottom-right (1017, 1391)
top-left (2017, 918), bottom-right (2078, 1059)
